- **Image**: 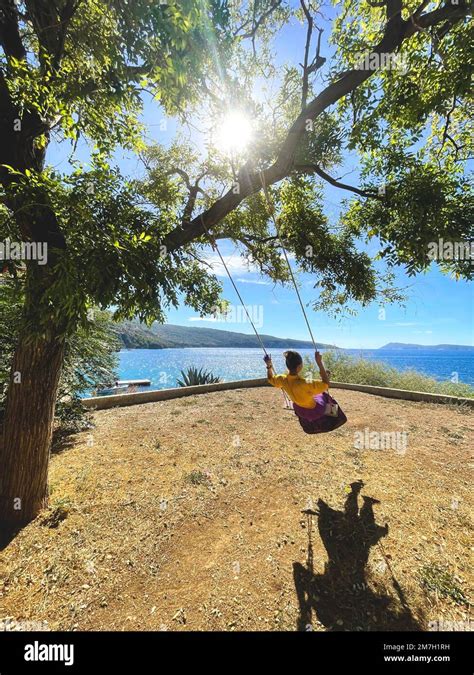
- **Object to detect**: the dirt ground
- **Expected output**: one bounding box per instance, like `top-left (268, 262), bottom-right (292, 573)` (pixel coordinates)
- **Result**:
top-left (0, 387), bottom-right (472, 632)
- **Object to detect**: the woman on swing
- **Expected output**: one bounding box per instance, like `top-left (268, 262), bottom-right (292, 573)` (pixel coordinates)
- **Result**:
top-left (264, 350), bottom-right (347, 434)
top-left (264, 349), bottom-right (329, 403)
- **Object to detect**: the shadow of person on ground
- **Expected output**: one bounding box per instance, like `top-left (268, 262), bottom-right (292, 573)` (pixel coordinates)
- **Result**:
top-left (293, 480), bottom-right (422, 631)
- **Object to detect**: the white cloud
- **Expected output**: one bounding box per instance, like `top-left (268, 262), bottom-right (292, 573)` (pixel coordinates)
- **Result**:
top-left (203, 253), bottom-right (259, 277)
top-left (201, 249), bottom-right (298, 282)
top-left (236, 277), bottom-right (271, 286)
top-left (188, 316), bottom-right (218, 322)
top-left (388, 322), bottom-right (420, 327)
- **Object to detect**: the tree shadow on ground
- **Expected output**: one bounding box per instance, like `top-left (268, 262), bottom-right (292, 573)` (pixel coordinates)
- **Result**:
top-left (293, 480), bottom-right (422, 631)
top-left (0, 523), bottom-right (22, 550)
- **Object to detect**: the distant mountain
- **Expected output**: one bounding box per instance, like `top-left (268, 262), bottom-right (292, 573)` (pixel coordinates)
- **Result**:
top-left (113, 321), bottom-right (337, 350)
top-left (379, 342), bottom-right (474, 351)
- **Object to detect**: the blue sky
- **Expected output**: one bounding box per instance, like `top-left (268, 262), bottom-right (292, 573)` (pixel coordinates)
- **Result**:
top-left (46, 2), bottom-right (473, 349)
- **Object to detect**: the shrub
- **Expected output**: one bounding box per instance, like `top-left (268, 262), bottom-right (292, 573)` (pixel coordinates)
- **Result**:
top-left (184, 469), bottom-right (211, 486)
top-left (419, 563), bottom-right (468, 605)
top-left (303, 350), bottom-right (474, 398)
top-left (177, 366), bottom-right (221, 387)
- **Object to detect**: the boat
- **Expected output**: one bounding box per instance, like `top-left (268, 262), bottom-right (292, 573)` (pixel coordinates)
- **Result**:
top-left (116, 379), bottom-right (151, 386)
top-left (96, 384), bottom-right (129, 396)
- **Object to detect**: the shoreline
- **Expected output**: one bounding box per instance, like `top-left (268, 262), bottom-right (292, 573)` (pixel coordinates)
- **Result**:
top-left (110, 348), bottom-right (474, 394)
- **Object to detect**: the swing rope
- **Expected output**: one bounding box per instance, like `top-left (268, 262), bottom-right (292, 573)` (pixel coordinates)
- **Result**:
top-left (199, 215), bottom-right (270, 357)
top-left (259, 171), bottom-right (318, 352)
top-left (198, 172), bottom-right (318, 357)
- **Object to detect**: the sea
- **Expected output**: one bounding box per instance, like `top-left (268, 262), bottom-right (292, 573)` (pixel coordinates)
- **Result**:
top-left (111, 347), bottom-right (474, 392)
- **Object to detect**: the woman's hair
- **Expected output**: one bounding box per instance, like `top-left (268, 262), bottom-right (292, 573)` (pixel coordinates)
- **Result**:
top-left (284, 350), bottom-right (303, 373)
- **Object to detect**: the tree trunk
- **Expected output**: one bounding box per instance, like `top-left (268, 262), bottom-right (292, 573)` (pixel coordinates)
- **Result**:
top-left (0, 324), bottom-right (65, 526)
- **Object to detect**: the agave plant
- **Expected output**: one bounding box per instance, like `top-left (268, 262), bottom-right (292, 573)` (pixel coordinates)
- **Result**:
top-left (177, 367), bottom-right (221, 387)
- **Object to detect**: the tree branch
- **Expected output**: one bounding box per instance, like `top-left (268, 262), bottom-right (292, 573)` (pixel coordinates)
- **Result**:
top-left (165, 168), bottom-right (192, 190)
top-left (294, 163), bottom-right (381, 199)
top-left (301, 0), bottom-right (313, 109)
top-left (234, 0), bottom-right (283, 39)
top-left (23, 0), bottom-right (82, 71)
top-left (300, 1), bottom-right (325, 109)
top-left (163, 3), bottom-right (470, 254)
top-left (439, 93), bottom-right (457, 153)
top-left (182, 185), bottom-right (199, 226)
top-left (0, 0), bottom-right (27, 61)
top-left (165, 168), bottom-right (213, 226)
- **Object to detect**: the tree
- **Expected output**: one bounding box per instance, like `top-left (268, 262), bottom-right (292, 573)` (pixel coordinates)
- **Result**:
top-left (0, 0), bottom-right (237, 526)
top-left (0, 283), bottom-right (119, 431)
top-left (0, 0), bottom-right (471, 528)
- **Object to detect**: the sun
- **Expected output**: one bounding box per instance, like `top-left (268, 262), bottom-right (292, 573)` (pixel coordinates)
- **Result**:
top-left (214, 111), bottom-right (254, 154)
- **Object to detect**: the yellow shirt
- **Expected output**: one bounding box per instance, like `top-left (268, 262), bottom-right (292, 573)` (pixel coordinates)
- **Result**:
top-left (268, 373), bottom-right (328, 408)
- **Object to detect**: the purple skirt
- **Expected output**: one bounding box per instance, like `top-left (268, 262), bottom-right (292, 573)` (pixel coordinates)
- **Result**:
top-left (293, 391), bottom-right (347, 434)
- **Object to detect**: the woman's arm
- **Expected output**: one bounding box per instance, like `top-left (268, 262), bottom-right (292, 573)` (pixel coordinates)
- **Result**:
top-left (263, 354), bottom-right (275, 380)
top-left (315, 351), bottom-right (330, 385)
top-left (264, 354), bottom-right (285, 389)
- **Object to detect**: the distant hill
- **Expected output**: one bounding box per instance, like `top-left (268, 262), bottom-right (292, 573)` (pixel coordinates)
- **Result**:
top-left (113, 321), bottom-right (337, 350)
top-left (379, 342), bottom-right (474, 351)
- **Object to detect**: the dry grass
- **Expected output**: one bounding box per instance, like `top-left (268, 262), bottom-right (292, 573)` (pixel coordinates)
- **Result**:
top-left (0, 387), bottom-right (472, 632)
